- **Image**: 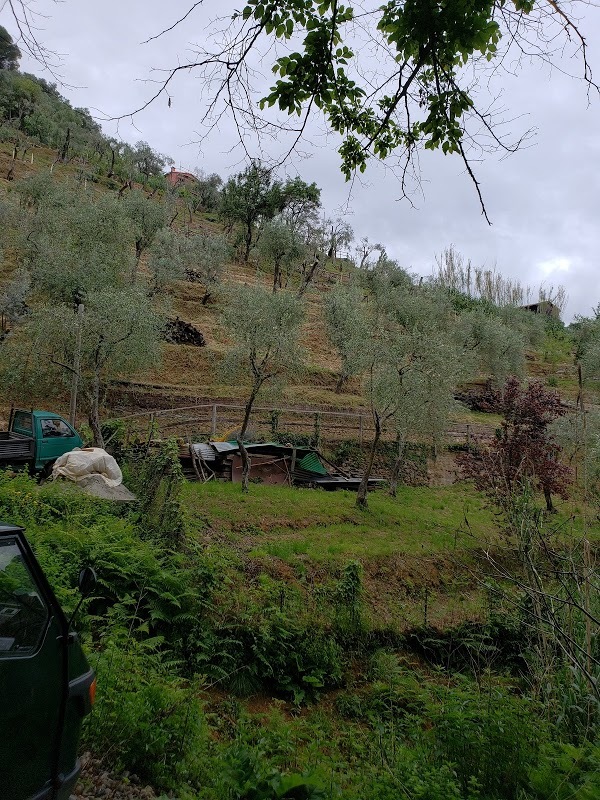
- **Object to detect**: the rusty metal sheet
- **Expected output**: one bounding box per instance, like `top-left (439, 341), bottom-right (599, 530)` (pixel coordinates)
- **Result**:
top-left (231, 454), bottom-right (291, 486)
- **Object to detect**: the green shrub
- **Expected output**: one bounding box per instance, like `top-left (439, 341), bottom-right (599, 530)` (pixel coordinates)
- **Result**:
top-left (333, 560), bottom-right (365, 644)
top-left (219, 742), bottom-right (328, 799)
top-left (528, 742), bottom-right (600, 799)
top-left (125, 439), bottom-right (185, 545)
top-left (426, 683), bottom-right (542, 799)
top-left (188, 610), bottom-right (344, 704)
top-left (84, 636), bottom-right (207, 789)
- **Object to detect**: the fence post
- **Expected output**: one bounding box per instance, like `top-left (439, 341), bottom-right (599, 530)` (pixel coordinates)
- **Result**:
top-left (359, 415), bottom-right (363, 445)
top-left (211, 405), bottom-right (217, 437)
top-left (145, 413), bottom-right (155, 456)
top-left (270, 409), bottom-right (281, 438)
top-left (466, 424), bottom-right (471, 449)
top-left (313, 413), bottom-right (321, 448)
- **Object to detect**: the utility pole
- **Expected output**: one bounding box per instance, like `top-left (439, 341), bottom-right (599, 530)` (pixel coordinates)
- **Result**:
top-left (69, 304), bottom-right (84, 427)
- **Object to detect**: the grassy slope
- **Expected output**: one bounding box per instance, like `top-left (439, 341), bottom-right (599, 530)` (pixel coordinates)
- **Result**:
top-left (182, 479), bottom-right (600, 633)
top-left (183, 481), bottom-right (498, 559)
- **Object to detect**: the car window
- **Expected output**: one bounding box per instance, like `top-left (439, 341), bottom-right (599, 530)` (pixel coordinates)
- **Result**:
top-left (41, 419), bottom-right (72, 438)
top-left (12, 412), bottom-right (32, 434)
top-left (0, 538), bottom-right (49, 658)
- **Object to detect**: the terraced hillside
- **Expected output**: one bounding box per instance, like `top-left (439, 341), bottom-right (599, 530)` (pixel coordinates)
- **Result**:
top-left (3, 139), bottom-right (592, 452)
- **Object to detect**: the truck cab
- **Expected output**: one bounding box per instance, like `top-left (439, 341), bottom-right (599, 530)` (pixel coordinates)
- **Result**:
top-left (7, 410), bottom-right (83, 472)
top-left (0, 524), bottom-right (95, 799)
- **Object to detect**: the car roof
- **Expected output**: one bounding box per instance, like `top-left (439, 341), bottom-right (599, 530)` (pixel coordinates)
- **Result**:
top-left (13, 410), bottom-right (65, 420)
top-left (0, 523), bottom-right (24, 533)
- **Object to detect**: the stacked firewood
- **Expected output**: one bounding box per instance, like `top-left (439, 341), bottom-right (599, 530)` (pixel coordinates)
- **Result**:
top-left (163, 317), bottom-right (206, 347)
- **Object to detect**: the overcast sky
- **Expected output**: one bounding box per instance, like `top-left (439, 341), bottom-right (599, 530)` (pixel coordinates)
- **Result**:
top-left (4, 0), bottom-right (600, 321)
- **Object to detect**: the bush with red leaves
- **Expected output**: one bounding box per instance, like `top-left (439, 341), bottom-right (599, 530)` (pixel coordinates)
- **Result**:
top-left (460, 377), bottom-right (571, 512)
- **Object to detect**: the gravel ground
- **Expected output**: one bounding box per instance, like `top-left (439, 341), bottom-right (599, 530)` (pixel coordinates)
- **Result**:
top-left (71, 754), bottom-right (160, 800)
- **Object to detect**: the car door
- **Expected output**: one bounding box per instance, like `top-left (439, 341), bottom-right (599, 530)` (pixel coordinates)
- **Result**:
top-left (0, 526), bottom-right (65, 800)
top-left (37, 417), bottom-right (81, 470)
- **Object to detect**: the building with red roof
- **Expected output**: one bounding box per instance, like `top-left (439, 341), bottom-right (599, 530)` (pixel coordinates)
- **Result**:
top-left (165, 166), bottom-right (197, 187)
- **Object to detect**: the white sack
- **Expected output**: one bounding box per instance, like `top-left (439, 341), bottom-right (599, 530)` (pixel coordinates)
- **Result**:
top-left (52, 447), bottom-right (123, 487)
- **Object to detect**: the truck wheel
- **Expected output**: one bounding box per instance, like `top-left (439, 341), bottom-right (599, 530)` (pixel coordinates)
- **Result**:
top-left (38, 460), bottom-right (56, 484)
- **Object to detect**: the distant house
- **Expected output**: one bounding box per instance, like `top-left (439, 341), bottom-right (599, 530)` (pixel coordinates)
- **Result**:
top-left (521, 300), bottom-right (560, 320)
top-left (164, 166), bottom-right (197, 187)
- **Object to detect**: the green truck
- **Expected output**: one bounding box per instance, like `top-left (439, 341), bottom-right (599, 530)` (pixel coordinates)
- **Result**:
top-left (0, 410), bottom-right (83, 474)
top-left (0, 523), bottom-right (95, 799)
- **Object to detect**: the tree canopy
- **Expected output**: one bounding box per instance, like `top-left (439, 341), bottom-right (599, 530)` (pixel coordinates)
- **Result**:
top-left (461, 378), bottom-right (571, 512)
top-left (0, 26), bottom-right (21, 71)
top-left (16, 177), bottom-right (134, 303)
top-left (221, 284), bottom-right (305, 490)
top-left (0, 288), bottom-right (163, 446)
top-left (136, 1), bottom-right (597, 218)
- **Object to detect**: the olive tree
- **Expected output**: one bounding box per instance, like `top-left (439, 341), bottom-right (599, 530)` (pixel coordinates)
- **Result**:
top-left (180, 172), bottom-right (223, 220)
top-left (356, 286), bottom-right (464, 507)
top-left (129, 141), bottom-right (173, 185)
top-left (256, 220), bottom-right (307, 293)
top-left (355, 237), bottom-right (385, 270)
top-left (147, 228), bottom-right (231, 300)
top-left (580, 328), bottom-right (600, 379)
top-left (458, 308), bottom-right (528, 385)
top-left (0, 288), bottom-right (163, 447)
top-left (337, 276), bottom-right (530, 508)
top-left (0, 268), bottom-right (30, 333)
top-left (16, 178), bottom-right (133, 303)
top-left (121, 189), bottom-right (169, 283)
top-left (220, 162), bottom-right (283, 261)
top-left (221, 285), bottom-right (305, 491)
top-left (147, 227), bottom-right (186, 293)
top-left (324, 280), bottom-right (459, 508)
top-left (324, 283), bottom-right (370, 393)
top-left (552, 409), bottom-right (600, 502)
top-left (388, 332), bottom-right (463, 496)
top-left (183, 233), bottom-right (231, 304)
top-left (325, 217), bottom-right (354, 260)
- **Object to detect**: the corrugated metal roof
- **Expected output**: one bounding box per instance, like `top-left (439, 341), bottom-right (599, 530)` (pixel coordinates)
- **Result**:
top-left (192, 443), bottom-right (216, 461)
top-left (297, 452), bottom-right (328, 476)
top-left (210, 441), bottom-right (239, 454)
top-left (207, 441), bottom-right (319, 458)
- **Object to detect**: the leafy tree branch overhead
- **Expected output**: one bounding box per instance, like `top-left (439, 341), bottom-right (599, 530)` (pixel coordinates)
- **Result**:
top-left (123, 0), bottom-right (598, 220)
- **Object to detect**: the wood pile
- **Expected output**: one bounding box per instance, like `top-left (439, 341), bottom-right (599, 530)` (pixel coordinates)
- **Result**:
top-left (163, 317), bottom-right (206, 347)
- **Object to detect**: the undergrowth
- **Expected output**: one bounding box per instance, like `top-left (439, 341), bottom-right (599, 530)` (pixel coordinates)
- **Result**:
top-left (0, 466), bottom-right (598, 798)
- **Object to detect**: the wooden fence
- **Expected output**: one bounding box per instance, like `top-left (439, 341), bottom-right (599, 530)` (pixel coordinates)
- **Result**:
top-left (111, 402), bottom-right (484, 448)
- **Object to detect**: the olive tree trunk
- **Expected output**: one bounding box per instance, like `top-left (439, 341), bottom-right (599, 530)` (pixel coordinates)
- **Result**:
top-left (237, 380), bottom-right (261, 493)
top-left (356, 415), bottom-right (381, 509)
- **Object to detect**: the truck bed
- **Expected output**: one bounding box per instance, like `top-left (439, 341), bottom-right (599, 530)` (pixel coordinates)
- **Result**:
top-left (0, 432), bottom-right (35, 462)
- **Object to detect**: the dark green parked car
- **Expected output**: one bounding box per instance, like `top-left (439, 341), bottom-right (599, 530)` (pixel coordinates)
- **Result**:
top-left (0, 523), bottom-right (95, 799)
